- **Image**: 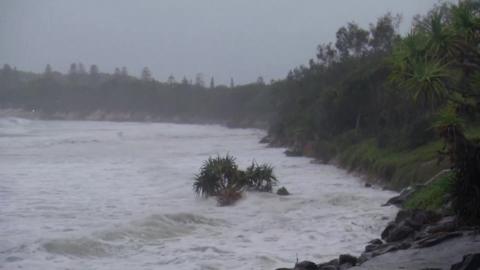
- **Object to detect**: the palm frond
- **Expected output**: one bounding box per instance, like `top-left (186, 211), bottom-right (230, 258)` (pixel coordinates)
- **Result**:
top-left (451, 1), bottom-right (480, 41)
top-left (193, 154), bottom-right (241, 197)
top-left (432, 103), bottom-right (465, 132)
top-left (244, 162), bottom-right (278, 192)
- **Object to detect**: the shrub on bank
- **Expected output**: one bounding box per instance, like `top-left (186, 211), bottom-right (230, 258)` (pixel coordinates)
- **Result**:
top-left (336, 138), bottom-right (447, 190)
top-left (404, 173), bottom-right (454, 211)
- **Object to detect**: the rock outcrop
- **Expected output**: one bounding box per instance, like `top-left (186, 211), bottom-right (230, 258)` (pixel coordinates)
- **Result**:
top-left (275, 208), bottom-right (479, 270)
top-left (450, 253), bottom-right (480, 270)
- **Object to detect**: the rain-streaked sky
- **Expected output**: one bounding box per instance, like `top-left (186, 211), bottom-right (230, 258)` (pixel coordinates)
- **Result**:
top-left (0, 0), bottom-right (447, 85)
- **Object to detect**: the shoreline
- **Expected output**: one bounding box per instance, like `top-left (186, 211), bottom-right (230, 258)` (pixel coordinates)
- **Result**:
top-left (276, 200), bottom-right (480, 270)
top-left (261, 136), bottom-right (480, 269)
top-left (1, 116), bottom-right (395, 269)
top-left (0, 108), bottom-right (269, 129)
top-left (3, 112), bottom-right (478, 269)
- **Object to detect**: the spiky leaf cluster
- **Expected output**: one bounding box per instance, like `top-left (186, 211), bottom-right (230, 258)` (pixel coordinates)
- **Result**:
top-left (193, 155), bottom-right (279, 205)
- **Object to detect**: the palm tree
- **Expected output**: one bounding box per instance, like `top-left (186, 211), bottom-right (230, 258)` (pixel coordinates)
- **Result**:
top-left (419, 11), bottom-right (455, 58)
top-left (390, 32), bottom-right (451, 109)
top-left (450, 1), bottom-right (480, 42)
top-left (193, 155), bottom-right (280, 205)
top-left (245, 162), bottom-right (278, 192)
top-left (393, 1), bottom-right (480, 224)
top-left (449, 1), bottom-right (480, 73)
top-left (193, 155), bottom-right (242, 198)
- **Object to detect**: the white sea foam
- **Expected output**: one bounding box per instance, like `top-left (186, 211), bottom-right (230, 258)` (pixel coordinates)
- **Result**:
top-left (0, 119), bottom-right (397, 270)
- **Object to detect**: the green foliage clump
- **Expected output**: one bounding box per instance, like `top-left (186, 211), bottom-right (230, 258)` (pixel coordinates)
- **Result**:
top-left (245, 162), bottom-right (278, 192)
top-left (263, 1), bottom-right (480, 225)
top-left (336, 137), bottom-right (446, 189)
top-left (193, 155), bottom-right (242, 198)
top-left (193, 155), bottom-right (278, 206)
top-left (389, 0), bottom-right (480, 224)
top-left (404, 173), bottom-right (454, 211)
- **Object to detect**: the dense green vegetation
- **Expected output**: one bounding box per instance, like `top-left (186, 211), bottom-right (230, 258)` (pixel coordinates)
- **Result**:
top-left (265, 0), bottom-right (480, 223)
top-left (193, 155), bottom-right (278, 206)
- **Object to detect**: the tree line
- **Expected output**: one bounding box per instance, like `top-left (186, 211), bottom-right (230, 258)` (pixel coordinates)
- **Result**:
top-left (0, 63), bottom-right (273, 126)
top-left (266, 0), bottom-right (480, 224)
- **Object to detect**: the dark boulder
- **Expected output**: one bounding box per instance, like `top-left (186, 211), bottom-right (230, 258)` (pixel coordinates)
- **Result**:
top-left (450, 253), bottom-right (480, 270)
top-left (384, 187), bottom-right (415, 206)
top-left (381, 222), bottom-right (396, 240)
top-left (365, 243), bottom-right (381, 252)
top-left (394, 209), bottom-right (440, 224)
top-left (415, 231), bottom-right (463, 248)
top-left (294, 261), bottom-right (318, 270)
top-left (425, 216), bottom-right (458, 234)
top-left (359, 242), bottom-right (412, 264)
top-left (382, 209), bottom-right (442, 242)
top-left (277, 186), bottom-right (290, 196)
top-left (410, 210), bottom-right (441, 225)
top-left (384, 221), bottom-right (416, 242)
top-left (285, 148), bottom-right (303, 157)
top-left (339, 254), bottom-right (357, 266)
top-left (368, 239), bottom-right (383, 245)
top-left (363, 238), bottom-right (385, 255)
top-left (317, 259), bottom-right (339, 270)
top-left (373, 242), bottom-right (411, 256)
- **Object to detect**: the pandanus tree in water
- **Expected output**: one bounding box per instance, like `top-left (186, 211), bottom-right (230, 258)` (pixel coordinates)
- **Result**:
top-left (193, 155), bottom-right (243, 201)
top-left (193, 155), bottom-right (278, 206)
top-left (245, 162), bottom-right (278, 192)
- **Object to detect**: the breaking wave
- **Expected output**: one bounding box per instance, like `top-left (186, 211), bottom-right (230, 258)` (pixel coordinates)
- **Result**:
top-left (42, 213), bottom-right (224, 257)
top-left (0, 117), bottom-right (32, 136)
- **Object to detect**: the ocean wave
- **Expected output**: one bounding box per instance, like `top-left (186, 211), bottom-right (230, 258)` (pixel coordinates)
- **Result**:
top-left (43, 237), bottom-right (118, 257)
top-left (0, 117), bottom-right (31, 127)
top-left (0, 117), bottom-right (32, 136)
top-left (42, 213), bottom-right (224, 258)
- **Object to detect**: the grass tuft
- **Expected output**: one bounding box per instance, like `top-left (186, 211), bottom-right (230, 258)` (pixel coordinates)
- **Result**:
top-left (404, 173), bottom-right (454, 210)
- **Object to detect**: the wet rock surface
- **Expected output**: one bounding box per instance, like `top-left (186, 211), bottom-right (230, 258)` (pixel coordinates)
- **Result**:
top-left (383, 187), bottom-right (416, 207)
top-left (317, 259), bottom-right (339, 270)
top-left (284, 148), bottom-right (303, 157)
top-left (275, 204), bottom-right (480, 270)
top-left (294, 261), bottom-right (318, 270)
top-left (450, 253), bottom-right (480, 270)
top-left (415, 231), bottom-right (463, 248)
top-left (381, 209), bottom-right (442, 243)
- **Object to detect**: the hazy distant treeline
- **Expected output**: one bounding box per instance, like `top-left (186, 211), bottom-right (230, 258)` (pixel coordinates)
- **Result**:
top-left (0, 63), bottom-right (274, 127)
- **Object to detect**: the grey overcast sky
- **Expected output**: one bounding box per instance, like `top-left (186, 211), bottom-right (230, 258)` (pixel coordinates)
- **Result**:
top-left (0, 0), bottom-right (448, 85)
